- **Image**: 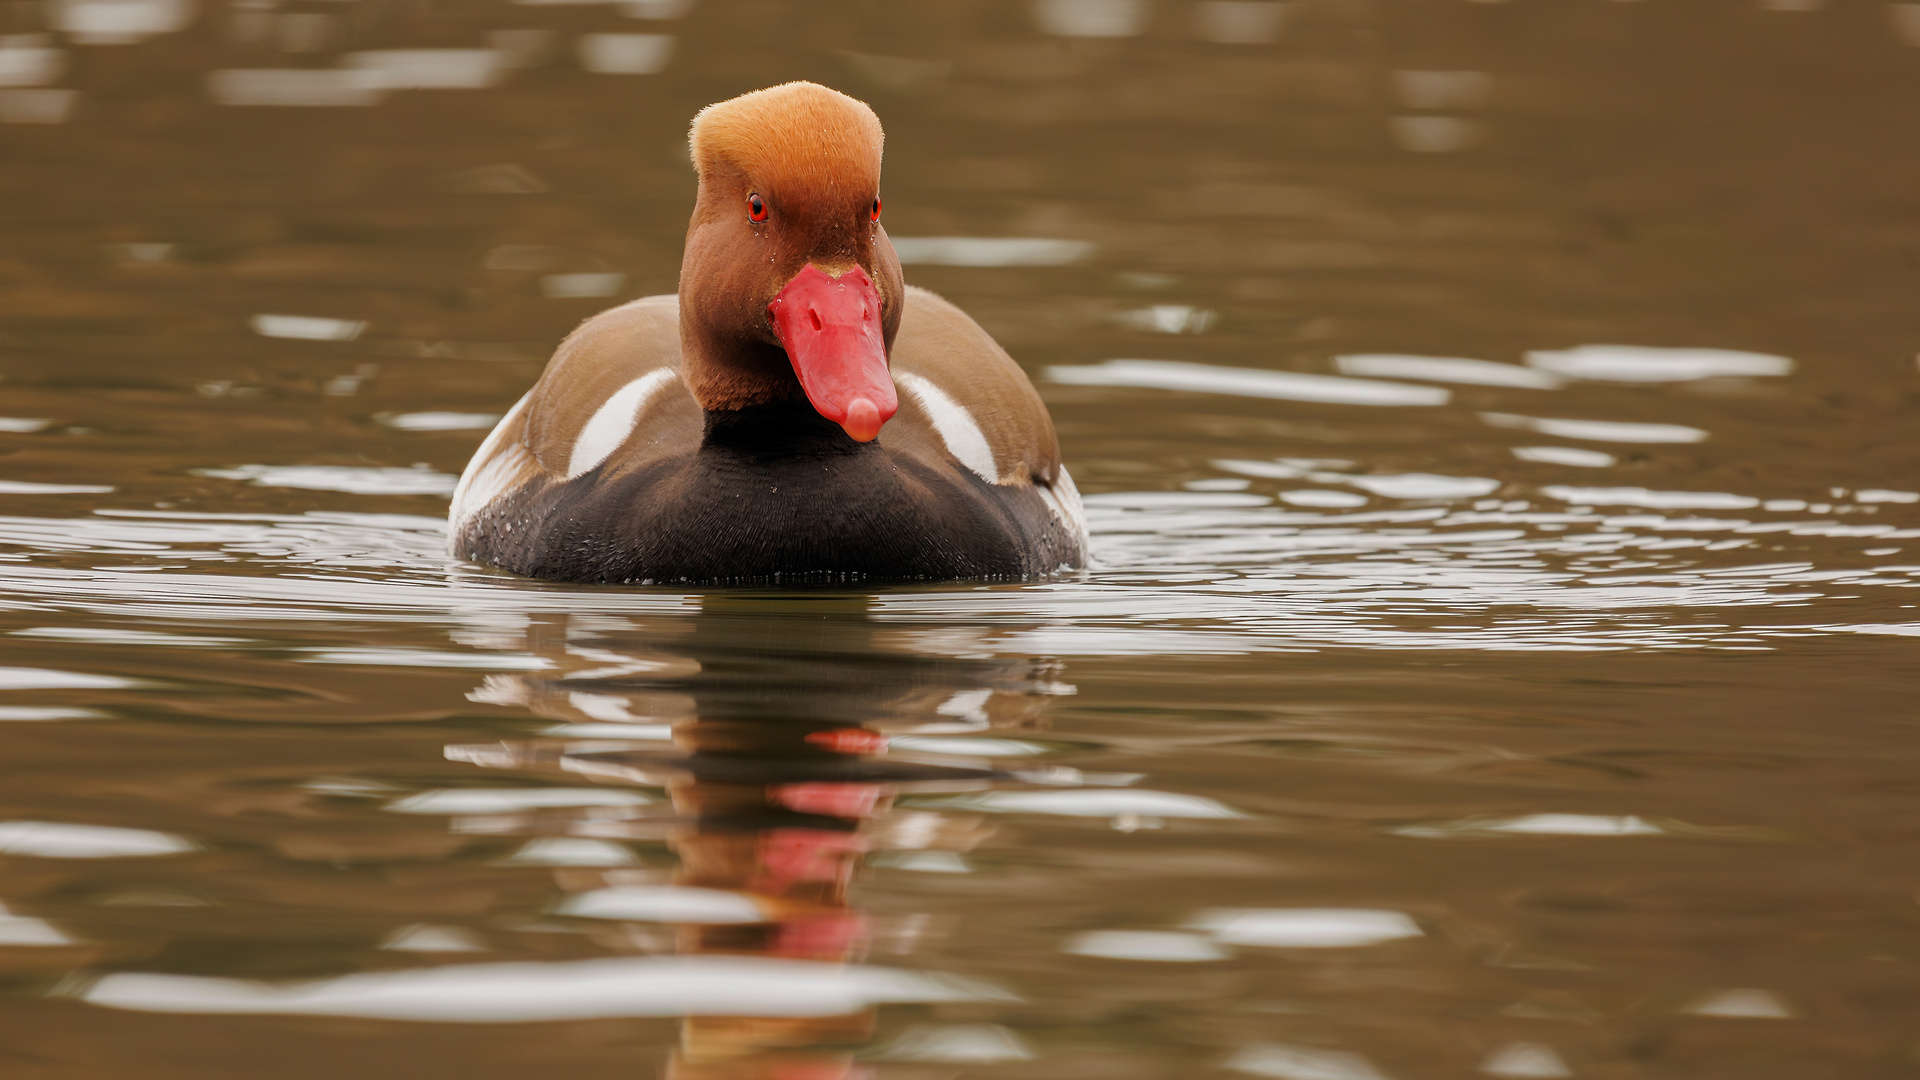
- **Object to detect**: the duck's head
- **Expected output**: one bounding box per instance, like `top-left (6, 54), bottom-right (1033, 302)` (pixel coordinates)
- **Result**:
top-left (679, 82), bottom-right (904, 443)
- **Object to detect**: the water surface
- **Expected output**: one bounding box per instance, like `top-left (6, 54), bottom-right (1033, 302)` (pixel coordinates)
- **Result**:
top-left (3, 1), bottom-right (1920, 1077)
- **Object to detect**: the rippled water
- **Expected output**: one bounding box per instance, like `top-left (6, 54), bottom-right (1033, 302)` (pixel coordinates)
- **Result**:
top-left (4, 2), bottom-right (1920, 1077)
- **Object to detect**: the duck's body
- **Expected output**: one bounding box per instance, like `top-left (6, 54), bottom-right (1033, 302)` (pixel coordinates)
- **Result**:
top-left (448, 82), bottom-right (1086, 585)
top-left (448, 288), bottom-right (1086, 584)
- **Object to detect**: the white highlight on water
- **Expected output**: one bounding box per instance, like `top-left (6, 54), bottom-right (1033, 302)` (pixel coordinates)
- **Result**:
top-left (82, 954), bottom-right (1014, 1021)
top-left (1525, 345), bottom-right (1793, 382)
top-left (1337, 354), bottom-right (1562, 388)
top-left (1051, 360), bottom-right (1449, 407)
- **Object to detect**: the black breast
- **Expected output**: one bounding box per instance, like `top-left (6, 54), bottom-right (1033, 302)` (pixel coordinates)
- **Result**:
top-left (455, 400), bottom-right (1077, 585)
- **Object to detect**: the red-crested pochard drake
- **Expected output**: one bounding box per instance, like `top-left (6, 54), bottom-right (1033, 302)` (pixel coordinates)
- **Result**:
top-left (448, 82), bottom-right (1088, 585)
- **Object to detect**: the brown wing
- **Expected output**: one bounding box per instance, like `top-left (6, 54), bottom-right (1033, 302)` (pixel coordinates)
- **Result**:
top-left (449, 295), bottom-right (700, 538)
top-left (521, 295), bottom-right (698, 477)
top-left (887, 285), bottom-right (1062, 485)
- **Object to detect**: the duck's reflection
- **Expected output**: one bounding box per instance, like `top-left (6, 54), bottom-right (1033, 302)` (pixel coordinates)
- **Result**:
top-left (663, 781), bottom-right (873, 1079)
top-left (453, 596), bottom-right (1067, 1077)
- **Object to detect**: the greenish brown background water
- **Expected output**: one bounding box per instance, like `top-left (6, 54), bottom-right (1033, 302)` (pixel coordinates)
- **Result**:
top-left (2, 0), bottom-right (1920, 1076)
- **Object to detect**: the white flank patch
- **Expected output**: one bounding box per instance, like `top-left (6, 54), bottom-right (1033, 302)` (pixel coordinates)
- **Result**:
top-left (447, 442), bottom-right (533, 537)
top-left (896, 372), bottom-right (997, 481)
top-left (448, 391), bottom-right (534, 532)
top-left (1041, 464), bottom-right (1091, 552)
top-left (567, 369), bottom-right (676, 480)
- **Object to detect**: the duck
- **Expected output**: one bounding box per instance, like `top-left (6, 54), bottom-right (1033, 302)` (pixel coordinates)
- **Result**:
top-left (447, 82), bottom-right (1088, 585)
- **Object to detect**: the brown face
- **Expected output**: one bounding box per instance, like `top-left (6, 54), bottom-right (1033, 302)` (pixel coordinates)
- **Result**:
top-left (678, 165), bottom-right (906, 434)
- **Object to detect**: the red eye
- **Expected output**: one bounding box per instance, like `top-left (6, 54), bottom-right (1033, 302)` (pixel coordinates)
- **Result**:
top-left (870, 195), bottom-right (882, 222)
top-left (747, 193), bottom-right (768, 223)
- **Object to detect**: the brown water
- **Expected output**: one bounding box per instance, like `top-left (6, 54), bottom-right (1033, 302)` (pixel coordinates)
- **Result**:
top-left (4, 1), bottom-right (1920, 1077)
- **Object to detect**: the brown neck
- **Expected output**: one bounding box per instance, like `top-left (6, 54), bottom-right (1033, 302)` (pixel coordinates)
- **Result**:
top-left (680, 323), bottom-right (802, 412)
